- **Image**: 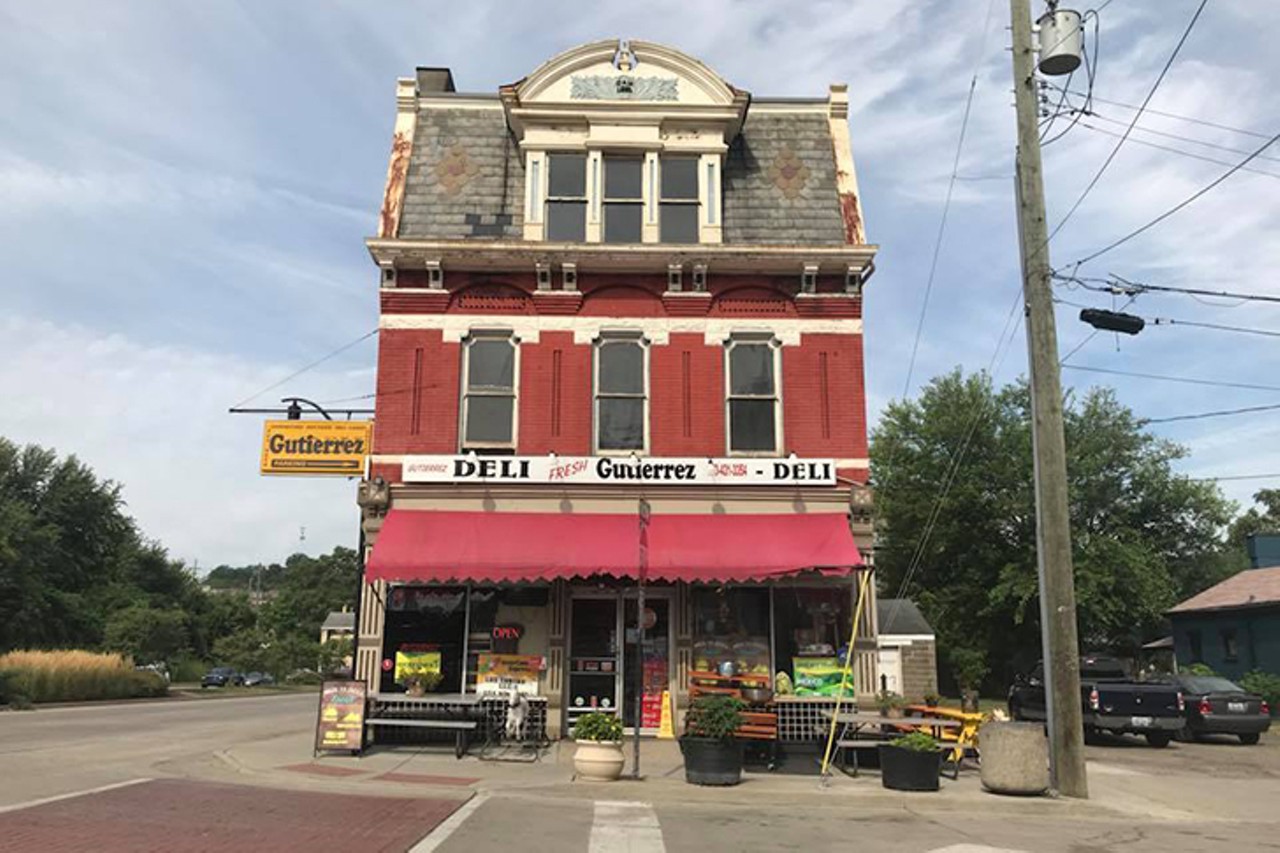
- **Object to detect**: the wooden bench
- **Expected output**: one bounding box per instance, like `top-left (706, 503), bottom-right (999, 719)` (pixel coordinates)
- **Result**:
top-left (365, 718), bottom-right (477, 759)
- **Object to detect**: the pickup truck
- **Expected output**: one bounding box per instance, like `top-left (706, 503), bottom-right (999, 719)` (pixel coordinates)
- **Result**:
top-left (1008, 655), bottom-right (1184, 747)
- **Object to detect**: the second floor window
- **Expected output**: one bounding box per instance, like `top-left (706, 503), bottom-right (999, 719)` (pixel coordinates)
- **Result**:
top-left (546, 153), bottom-right (586, 241)
top-left (461, 334), bottom-right (516, 451)
top-left (595, 336), bottom-right (647, 452)
top-left (727, 337), bottom-right (780, 454)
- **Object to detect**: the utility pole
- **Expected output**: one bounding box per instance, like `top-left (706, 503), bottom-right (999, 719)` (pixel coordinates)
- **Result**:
top-left (1009, 0), bottom-right (1088, 798)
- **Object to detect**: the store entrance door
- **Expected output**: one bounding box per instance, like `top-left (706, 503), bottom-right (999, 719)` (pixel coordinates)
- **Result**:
top-left (623, 597), bottom-right (671, 732)
top-left (567, 597), bottom-right (620, 729)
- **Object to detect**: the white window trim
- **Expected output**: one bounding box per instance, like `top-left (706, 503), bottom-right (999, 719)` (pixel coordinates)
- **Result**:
top-left (459, 330), bottom-right (519, 452)
top-left (544, 153), bottom-right (589, 242)
top-left (592, 331), bottom-right (650, 456)
top-left (724, 334), bottom-right (783, 457)
top-left (526, 149), bottom-right (721, 245)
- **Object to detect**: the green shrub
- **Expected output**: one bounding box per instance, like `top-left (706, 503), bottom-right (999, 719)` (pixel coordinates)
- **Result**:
top-left (1185, 663), bottom-right (1218, 677)
top-left (1240, 670), bottom-right (1280, 715)
top-left (573, 711), bottom-right (623, 742)
top-left (168, 656), bottom-right (208, 683)
top-left (0, 650), bottom-right (168, 703)
top-left (285, 669), bottom-right (324, 686)
top-left (684, 694), bottom-right (744, 740)
top-left (890, 731), bottom-right (941, 752)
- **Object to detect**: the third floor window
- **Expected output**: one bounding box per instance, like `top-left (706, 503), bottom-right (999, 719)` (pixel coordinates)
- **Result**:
top-left (540, 152), bottom-right (710, 244)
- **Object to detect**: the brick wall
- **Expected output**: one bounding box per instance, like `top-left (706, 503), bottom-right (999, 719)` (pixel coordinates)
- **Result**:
top-left (372, 273), bottom-right (868, 472)
top-left (899, 640), bottom-right (939, 702)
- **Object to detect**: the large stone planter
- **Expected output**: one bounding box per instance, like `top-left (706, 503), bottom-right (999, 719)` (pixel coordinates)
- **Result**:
top-left (980, 721), bottom-right (1049, 795)
top-left (573, 740), bottom-right (625, 781)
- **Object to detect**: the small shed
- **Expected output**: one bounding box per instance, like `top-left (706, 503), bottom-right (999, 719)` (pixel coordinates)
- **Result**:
top-left (876, 598), bottom-right (938, 701)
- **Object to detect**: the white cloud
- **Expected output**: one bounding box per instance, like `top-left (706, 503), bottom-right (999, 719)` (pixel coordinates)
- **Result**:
top-left (0, 315), bottom-right (373, 568)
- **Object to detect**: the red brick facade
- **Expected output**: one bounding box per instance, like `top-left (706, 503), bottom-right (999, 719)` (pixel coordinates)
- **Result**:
top-left (372, 273), bottom-right (867, 478)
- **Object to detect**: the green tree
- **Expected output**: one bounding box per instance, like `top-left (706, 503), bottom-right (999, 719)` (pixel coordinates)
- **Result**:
top-left (260, 548), bottom-right (358, 639)
top-left (871, 370), bottom-right (1235, 688)
top-left (103, 605), bottom-right (189, 664)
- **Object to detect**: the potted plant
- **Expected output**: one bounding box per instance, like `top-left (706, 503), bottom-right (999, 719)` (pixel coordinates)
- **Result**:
top-left (922, 692), bottom-right (942, 709)
top-left (876, 689), bottom-right (905, 718)
top-left (572, 711), bottom-right (625, 781)
top-left (950, 647), bottom-right (989, 713)
top-left (403, 670), bottom-right (442, 697)
top-left (680, 694), bottom-right (745, 786)
top-left (880, 731), bottom-right (943, 791)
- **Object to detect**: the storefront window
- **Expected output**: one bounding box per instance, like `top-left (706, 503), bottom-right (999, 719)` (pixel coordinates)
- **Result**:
top-left (773, 586), bottom-right (854, 696)
top-left (691, 587), bottom-right (771, 676)
top-left (465, 586), bottom-right (550, 691)
top-left (382, 586), bottom-right (467, 693)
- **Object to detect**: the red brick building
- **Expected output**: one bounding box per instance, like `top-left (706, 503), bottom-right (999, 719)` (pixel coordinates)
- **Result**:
top-left (356, 40), bottom-right (880, 738)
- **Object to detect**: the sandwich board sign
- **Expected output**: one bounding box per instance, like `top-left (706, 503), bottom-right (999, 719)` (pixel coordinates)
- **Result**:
top-left (314, 680), bottom-right (367, 755)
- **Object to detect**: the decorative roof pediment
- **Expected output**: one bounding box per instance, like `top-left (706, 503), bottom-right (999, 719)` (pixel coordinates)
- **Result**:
top-left (501, 39), bottom-right (750, 141)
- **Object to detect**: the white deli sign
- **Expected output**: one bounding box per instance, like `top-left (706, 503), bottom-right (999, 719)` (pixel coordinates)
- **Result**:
top-left (401, 455), bottom-right (836, 487)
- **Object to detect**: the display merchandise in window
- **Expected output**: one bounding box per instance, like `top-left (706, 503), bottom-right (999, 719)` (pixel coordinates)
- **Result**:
top-left (691, 587), bottom-right (770, 676)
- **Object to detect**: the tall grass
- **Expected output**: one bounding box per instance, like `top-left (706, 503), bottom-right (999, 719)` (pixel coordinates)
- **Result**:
top-left (0, 650), bottom-right (168, 704)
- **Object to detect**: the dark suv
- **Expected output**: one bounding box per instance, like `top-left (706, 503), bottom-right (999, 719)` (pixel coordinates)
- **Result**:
top-left (200, 667), bottom-right (244, 688)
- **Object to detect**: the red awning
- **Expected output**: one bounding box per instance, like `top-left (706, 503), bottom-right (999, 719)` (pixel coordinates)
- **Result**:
top-left (366, 510), bottom-right (862, 584)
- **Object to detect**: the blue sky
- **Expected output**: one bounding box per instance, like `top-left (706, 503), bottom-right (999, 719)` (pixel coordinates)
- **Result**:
top-left (1, 1), bottom-right (1276, 568)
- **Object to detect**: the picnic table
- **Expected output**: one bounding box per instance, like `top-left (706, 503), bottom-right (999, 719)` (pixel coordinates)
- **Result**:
top-left (818, 710), bottom-right (963, 777)
top-left (365, 693), bottom-right (484, 758)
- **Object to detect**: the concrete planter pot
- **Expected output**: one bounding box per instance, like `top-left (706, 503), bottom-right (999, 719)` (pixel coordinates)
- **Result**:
top-left (980, 721), bottom-right (1049, 796)
top-left (573, 740), bottom-right (625, 781)
top-left (879, 744), bottom-right (942, 792)
top-left (680, 737), bottom-right (743, 786)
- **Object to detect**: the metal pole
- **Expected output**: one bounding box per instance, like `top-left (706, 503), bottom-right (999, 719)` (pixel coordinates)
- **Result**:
top-left (634, 498), bottom-right (650, 778)
top-left (1009, 0), bottom-right (1088, 798)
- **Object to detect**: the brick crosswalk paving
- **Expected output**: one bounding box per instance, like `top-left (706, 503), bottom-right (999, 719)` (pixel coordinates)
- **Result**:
top-left (0, 778), bottom-right (465, 852)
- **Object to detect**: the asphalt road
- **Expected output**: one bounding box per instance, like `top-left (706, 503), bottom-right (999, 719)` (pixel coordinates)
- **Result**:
top-left (0, 692), bottom-right (318, 807)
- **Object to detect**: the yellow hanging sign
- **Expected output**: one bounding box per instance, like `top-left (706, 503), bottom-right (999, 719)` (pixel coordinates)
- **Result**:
top-left (260, 420), bottom-right (371, 476)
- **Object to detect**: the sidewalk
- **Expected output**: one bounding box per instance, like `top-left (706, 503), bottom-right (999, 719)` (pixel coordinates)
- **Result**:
top-left (206, 731), bottom-right (1105, 820)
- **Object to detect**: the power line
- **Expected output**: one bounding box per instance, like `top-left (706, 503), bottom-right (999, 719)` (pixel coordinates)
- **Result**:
top-left (1077, 121), bottom-right (1280, 179)
top-left (1148, 317), bottom-right (1280, 339)
top-left (1060, 87), bottom-right (1273, 141)
top-left (230, 329), bottom-right (378, 409)
top-left (1047, 0), bottom-right (1210, 246)
top-left (1192, 473), bottom-right (1280, 483)
top-left (1071, 130), bottom-right (1280, 266)
top-left (1062, 364), bottom-right (1280, 393)
top-left (1053, 272), bottom-right (1280, 306)
top-left (1109, 276), bottom-right (1280, 305)
top-left (1143, 402), bottom-right (1280, 425)
top-left (1085, 111), bottom-right (1280, 163)
top-left (900, 0), bottom-right (998, 402)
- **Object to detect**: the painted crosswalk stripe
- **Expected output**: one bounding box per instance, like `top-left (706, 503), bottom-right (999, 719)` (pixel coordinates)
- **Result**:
top-left (410, 793), bottom-right (489, 853)
top-left (589, 800), bottom-right (665, 853)
top-left (0, 778), bottom-right (153, 814)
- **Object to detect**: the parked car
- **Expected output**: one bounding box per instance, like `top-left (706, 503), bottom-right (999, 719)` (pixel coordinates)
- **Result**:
top-left (1173, 673), bottom-right (1270, 745)
top-left (243, 672), bottom-right (276, 687)
top-left (200, 667), bottom-right (244, 688)
top-left (1009, 654), bottom-right (1184, 747)
top-left (135, 663), bottom-right (170, 683)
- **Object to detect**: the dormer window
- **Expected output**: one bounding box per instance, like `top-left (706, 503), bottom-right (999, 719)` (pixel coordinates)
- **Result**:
top-left (603, 155), bottom-right (643, 243)
top-left (659, 156), bottom-right (699, 243)
top-left (546, 153), bottom-right (587, 241)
